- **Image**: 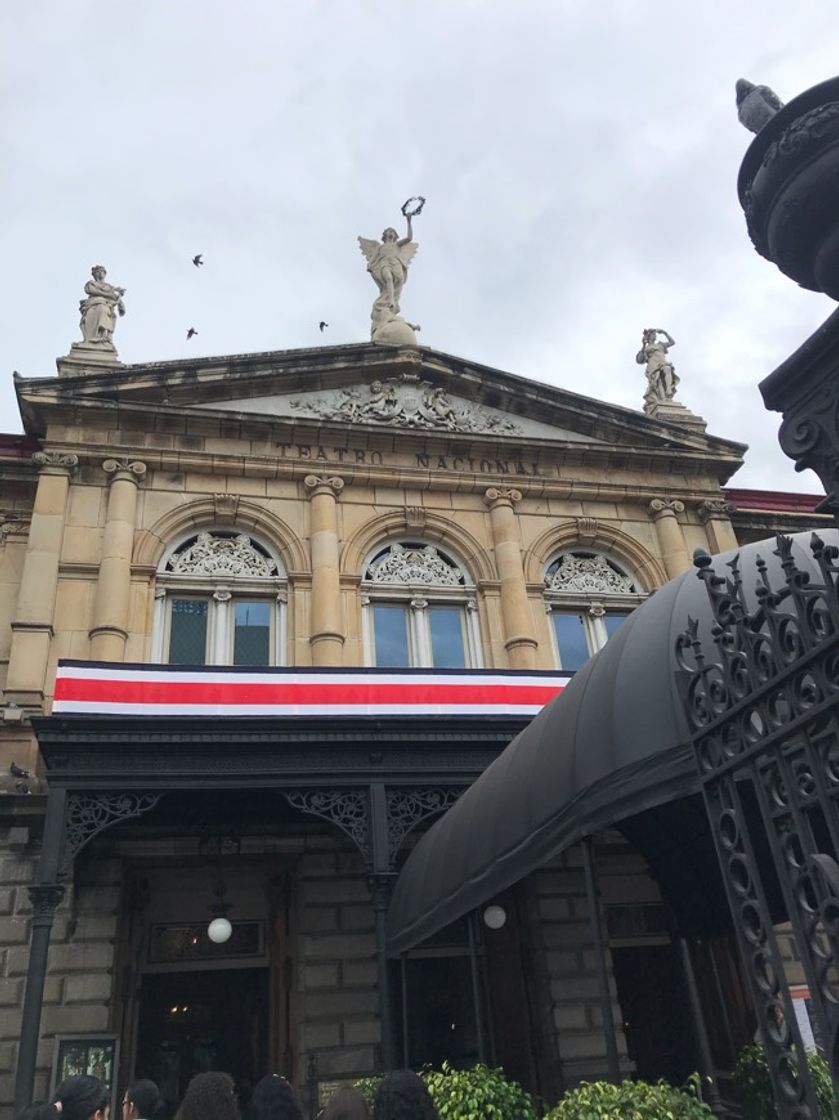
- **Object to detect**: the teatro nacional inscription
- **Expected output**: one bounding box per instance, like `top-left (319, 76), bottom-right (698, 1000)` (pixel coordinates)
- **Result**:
top-left (273, 442), bottom-right (541, 476)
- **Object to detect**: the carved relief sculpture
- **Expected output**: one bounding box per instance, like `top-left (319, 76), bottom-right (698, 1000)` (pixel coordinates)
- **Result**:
top-left (290, 374), bottom-right (522, 435)
top-left (545, 552), bottom-right (636, 596)
top-left (365, 543), bottom-right (465, 587)
top-left (166, 532), bottom-right (277, 577)
top-left (359, 197), bottom-right (424, 347)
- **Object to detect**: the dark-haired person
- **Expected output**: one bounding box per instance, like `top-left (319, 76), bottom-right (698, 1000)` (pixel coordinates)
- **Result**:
top-left (52, 1076), bottom-right (110, 1120)
top-left (17, 1104), bottom-right (59, 1120)
top-left (251, 1075), bottom-right (302, 1120)
top-left (322, 1085), bottom-right (370, 1120)
top-left (122, 1080), bottom-right (161, 1120)
top-left (373, 1071), bottom-right (438, 1120)
top-left (179, 1072), bottom-right (240, 1120)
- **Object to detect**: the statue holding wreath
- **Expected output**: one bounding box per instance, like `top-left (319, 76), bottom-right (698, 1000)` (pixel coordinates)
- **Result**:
top-left (358, 197), bottom-right (425, 346)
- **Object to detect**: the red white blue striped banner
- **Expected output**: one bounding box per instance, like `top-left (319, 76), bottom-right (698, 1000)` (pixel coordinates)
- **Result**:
top-left (53, 661), bottom-right (570, 718)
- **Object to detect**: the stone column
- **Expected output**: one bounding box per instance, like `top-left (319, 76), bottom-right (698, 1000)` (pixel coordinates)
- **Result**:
top-left (648, 498), bottom-right (691, 580)
top-left (483, 487), bottom-right (538, 669)
top-left (5, 452), bottom-right (78, 707)
top-left (304, 474), bottom-right (345, 666)
top-left (698, 498), bottom-right (739, 555)
top-left (89, 459), bottom-right (146, 661)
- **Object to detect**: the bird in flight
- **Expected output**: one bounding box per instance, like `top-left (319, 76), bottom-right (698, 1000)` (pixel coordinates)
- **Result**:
top-left (187, 328), bottom-right (198, 340)
top-left (319, 321), bottom-right (328, 332)
top-left (192, 254), bottom-right (203, 267)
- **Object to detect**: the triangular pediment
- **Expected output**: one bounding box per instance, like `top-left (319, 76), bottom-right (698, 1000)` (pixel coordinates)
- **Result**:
top-left (14, 342), bottom-right (746, 477)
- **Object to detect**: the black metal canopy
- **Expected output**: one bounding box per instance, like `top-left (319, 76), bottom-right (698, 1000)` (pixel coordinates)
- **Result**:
top-left (386, 529), bottom-right (839, 955)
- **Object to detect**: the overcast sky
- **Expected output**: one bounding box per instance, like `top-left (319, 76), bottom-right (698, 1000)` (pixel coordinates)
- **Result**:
top-left (1, 1), bottom-right (836, 492)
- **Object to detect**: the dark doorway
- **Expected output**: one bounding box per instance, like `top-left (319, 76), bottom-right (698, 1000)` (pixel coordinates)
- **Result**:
top-left (135, 968), bottom-right (269, 1118)
top-left (611, 945), bottom-right (692, 1085)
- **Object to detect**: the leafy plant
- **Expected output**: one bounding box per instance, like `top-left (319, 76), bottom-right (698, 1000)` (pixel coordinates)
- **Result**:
top-left (544, 1074), bottom-right (715, 1119)
top-left (733, 1042), bottom-right (838, 1119)
top-left (355, 1063), bottom-right (535, 1120)
top-left (423, 1062), bottom-right (537, 1120)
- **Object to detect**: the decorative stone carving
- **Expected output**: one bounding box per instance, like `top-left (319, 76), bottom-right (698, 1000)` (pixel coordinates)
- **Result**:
top-left (406, 507), bottom-right (426, 530)
top-left (290, 374), bottom-right (523, 435)
top-left (649, 497), bottom-right (686, 518)
top-left (409, 596), bottom-right (428, 612)
top-left (166, 532), bottom-right (278, 578)
top-left (78, 266), bottom-right (126, 347)
top-left (483, 487), bottom-right (523, 508)
top-left (32, 451), bottom-right (79, 474)
top-left (697, 498), bottom-right (735, 522)
top-left (359, 199), bottom-right (423, 346)
top-left (214, 494), bottom-right (240, 523)
top-left (0, 513), bottom-right (30, 542)
top-left (637, 329), bottom-right (679, 411)
top-left (303, 474), bottom-right (345, 497)
top-left (103, 458), bottom-right (146, 482)
top-left (545, 552), bottom-right (636, 596)
top-left (365, 543), bottom-right (465, 587)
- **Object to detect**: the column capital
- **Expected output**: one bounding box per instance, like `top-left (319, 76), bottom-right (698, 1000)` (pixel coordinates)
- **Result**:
top-left (483, 486), bottom-right (522, 509)
top-left (697, 498), bottom-right (735, 523)
top-left (102, 458), bottom-right (147, 484)
top-left (649, 497), bottom-right (685, 520)
top-left (32, 451), bottom-right (78, 477)
top-left (28, 883), bottom-right (65, 923)
top-left (304, 474), bottom-right (345, 499)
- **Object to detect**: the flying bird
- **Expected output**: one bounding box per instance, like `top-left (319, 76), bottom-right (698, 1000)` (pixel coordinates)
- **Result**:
top-left (187, 328), bottom-right (198, 340)
top-left (319, 321), bottom-right (328, 332)
top-left (192, 254), bottom-right (204, 267)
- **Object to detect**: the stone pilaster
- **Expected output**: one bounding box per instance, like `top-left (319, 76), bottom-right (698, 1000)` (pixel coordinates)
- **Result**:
top-left (5, 453), bottom-right (78, 708)
top-left (648, 498), bottom-right (691, 580)
top-left (304, 475), bottom-right (345, 666)
top-left (483, 487), bottom-right (538, 669)
top-left (89, 459), bottom-right (146, 662)
top-left (697, 498), bottom-right (739, 555)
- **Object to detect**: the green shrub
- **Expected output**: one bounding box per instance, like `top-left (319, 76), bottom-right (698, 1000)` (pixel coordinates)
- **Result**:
top-left (423, 1062), bottom-right (537, 1120)
top-left (354, 1063), bottom-right (536, 1120)
top-left (733, 1042), bottom-right (838, 1119)
top-left (544, 1075), bottom-right (714, 1119)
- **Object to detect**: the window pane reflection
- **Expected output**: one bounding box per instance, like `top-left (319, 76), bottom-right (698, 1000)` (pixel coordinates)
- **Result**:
top-left (373, 605), bottom-right (410, 667)
top-left (604, 612), bottom-right (629, 639)
top-left (552, 612), bottom-right (588, 671)
top-left (429, 607), bottom-right (466, 668)
top-left (169, 598), bottom-right (209, 665)
top-left (233, 600), bottom-right (271, 665)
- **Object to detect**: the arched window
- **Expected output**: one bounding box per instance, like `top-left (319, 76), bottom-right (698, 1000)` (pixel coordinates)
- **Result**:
top-left (361, 541), bottom-right (481, 669)
top-left (151, 530), bottom-right (287, 666)
top-left (544, 549), bottom-right (645, 671)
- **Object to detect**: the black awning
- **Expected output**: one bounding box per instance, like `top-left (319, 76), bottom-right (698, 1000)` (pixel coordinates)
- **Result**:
top-left (386, 529), bottom-right (838, 955)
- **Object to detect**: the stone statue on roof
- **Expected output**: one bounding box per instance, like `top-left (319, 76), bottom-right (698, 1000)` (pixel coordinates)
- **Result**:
top-left (79, 265), bottom-right (126, 347)
top-left (358, 197), bottom-right (424, 346)
top-left (637, 328), bottom-right (679, 412)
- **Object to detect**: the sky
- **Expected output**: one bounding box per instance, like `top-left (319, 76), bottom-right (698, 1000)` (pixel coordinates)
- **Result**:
top-left (1, 1), bottom-right (837, 492)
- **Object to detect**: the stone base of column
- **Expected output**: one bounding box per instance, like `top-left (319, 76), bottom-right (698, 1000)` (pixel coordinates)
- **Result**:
top-left (505, 634), bottom-right (539, 670)
top-left (89, 625), bottom-right (129, 662)
top-left (310, 631), bottom-right (345, 666)
top-left (56, 343), bottom-right (124, 378)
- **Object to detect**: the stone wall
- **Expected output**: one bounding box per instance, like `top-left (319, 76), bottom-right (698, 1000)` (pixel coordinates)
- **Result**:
top-left (0, 835), bottom-right (120, 1119)
top-left (531, 844), bottom-right (630, 1089)
top-left (295, 833), bottom-right (379, 1090)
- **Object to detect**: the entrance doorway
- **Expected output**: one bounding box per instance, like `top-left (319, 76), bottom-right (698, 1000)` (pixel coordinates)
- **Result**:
top-left (135, 968), bottom-right (269, 1118)
top-left (610, 945), bottom-right (692, 1084)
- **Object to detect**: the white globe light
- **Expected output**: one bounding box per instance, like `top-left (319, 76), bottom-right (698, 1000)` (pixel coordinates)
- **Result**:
top-left (207, 917), bottom-right (233, 944)
top-left (482, 904), bottom-right (507, 931)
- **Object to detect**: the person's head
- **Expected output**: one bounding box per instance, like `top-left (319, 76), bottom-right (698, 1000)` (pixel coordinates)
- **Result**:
top-left (251, 1075), bottom-right (302, 1120)
top-left (53, 1075), bottom-right (110, 1120)
top-left (382, 228), bottom-right (398, 243)
top-left (91, 266), bottom-right (106, 279)
top-left (17, 1103), bottom-right (60, 1120)
top-left (322, 1086), bottom-right (370, 1120)
top-left (373, 1072), bottom-right (437, 1120)
top-left (179, 1073), bottom-right (239, 1120)
top-left (123, 1080), bottom-right (160, 1120)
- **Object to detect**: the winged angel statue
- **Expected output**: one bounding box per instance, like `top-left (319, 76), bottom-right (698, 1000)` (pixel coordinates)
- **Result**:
top-left (358, 202), bottom-right (422, 345)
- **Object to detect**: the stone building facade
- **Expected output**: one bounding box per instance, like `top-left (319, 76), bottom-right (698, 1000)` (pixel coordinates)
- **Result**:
top-left (0, 341), bottom-right (828, 1117)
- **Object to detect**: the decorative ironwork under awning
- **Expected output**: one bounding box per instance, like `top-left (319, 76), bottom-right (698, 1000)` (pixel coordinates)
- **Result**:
top-left (386, 529), bottom-right (839, 956)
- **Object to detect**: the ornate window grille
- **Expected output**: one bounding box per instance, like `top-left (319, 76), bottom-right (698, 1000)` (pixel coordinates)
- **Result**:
top-left (361, 541), bottom-right (482, 668)
top-left (152, 529), bottom-right (287, 666)
top-left (544, 549), bottom-right (645, 671)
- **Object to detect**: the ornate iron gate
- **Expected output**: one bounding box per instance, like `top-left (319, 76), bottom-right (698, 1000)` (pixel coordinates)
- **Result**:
top-left (677, 533), bottom-right (839, 1119)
